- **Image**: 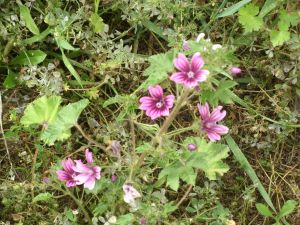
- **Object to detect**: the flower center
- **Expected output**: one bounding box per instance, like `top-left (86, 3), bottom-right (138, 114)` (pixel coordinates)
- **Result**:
top-left (187, 71), bottom-right (194, 78)
top-left (156, 101), bottom-right (164, 108)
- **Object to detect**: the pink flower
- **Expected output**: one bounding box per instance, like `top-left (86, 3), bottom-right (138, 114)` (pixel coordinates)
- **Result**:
top-left (123, 183), bottom-right (141, 204)
top-left (139, 85), bottom-right (175, 120)
top-left (197, 103), bottom-right (229, 142)
top-left (187, 143), bottom-right (197, 151)
top-left (170, 53), bottom-right (209, 88)
top-left (72, 149), bottom-right (101, 190)
top-left (230, 67), bottom-right (242, 75)
top-left (56, 158), bottom-right (78, 188)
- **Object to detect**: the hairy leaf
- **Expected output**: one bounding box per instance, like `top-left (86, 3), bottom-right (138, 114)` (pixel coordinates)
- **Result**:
top-left (186, 137), bottom-right (230, 180)
top-left (21, 96), bottom-right (62, 127)
top-left (32, 192), bottom-right (53, 203)
top-left (138, 50), bottom-right (176, 91)
top-left (90, 13), bottom-right (105, 33)
top-left (217, 0), bottom-right (251, 18)
top-left (256, 203), bottom-right (273, 217)
top-left (238, 3), bottom-right (263, 33)
top-left (41, 99), bottom-right (89, 145)
top-left (270, 30), bottom-right (290, 47)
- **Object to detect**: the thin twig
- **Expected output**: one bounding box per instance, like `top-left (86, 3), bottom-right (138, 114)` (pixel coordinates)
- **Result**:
top-left (31, 146), bottom-right (39, 200)
top-left (176, 184), bottom-right (193, 208)
top-left (0, 92), bottom-right (14, 172)
top-left (74, 123), bottom-right (107, 153)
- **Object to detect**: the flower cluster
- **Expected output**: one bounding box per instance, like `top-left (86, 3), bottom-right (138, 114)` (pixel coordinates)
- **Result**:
top-left (139, 50), bottom-right (229, 142)
top-left (56, 149), bottom-right (101, 190)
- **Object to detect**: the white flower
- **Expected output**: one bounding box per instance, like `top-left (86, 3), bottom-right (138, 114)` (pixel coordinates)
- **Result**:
top-left (123, 183), bottom-right (141, 205)
top-left (196, 33), bottom-right (205, 42)
top-left (212, 44), bottom-right (222, 50)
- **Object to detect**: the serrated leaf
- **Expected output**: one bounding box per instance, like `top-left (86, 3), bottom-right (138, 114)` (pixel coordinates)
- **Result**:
top-left (19, 5), bottom-right (40, 35)
top-left (256, 203), bottom-right (273, 217)
top-left (61, 50), bottom-right (83, 87)
top-left (56, 37), bottom-right (78, 51)
top-left (186, 137), bottom-right (230, 180)
top-left (238, 3), bottom-right (263, 33)
top-left (32, 192), bottom-right (52, 203)
top-left (278, 200), bottom-right (297, 218)
top-left (12, 50), bottom-right (47, 65)
top-left (279, 10), bottom-right (299, 28)
top-left (158, 164), bottom-right (181, 191)
top-left (90, 13), bottom-right (105, 33)
top-left (40, 99), bottom-right (89, 145)
top-left (138, 50), bottom-right (176, 91)
top-left (21, 96), bottom-right (62, 127)
top-left (217, 0), bottom-right (251, 18)
top-left (201, 80), bottom-right (237, 106)
top-left (270, 30), bottom-right (290, 47)
top-left (4, 69), bottom-right (18, 89)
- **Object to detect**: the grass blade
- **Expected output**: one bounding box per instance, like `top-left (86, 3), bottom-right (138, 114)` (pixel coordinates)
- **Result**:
top-left (217, 0), bottom-right (251, 18)
top-left (61, 50), bottom-right (83, 87)
top-left (225, 135), bottom-right (276, 211)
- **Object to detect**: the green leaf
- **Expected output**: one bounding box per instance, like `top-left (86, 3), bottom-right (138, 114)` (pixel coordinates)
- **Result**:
top-left (187, 137), bottom-right (230, 180)
top-left (90, 13), bottom-right (105, 33)
top-left (158, 164), bottom-right (182, 191)
top-left (21, 95), bottom-right (62, 127)
top-left (259, 0), bottom-right (282, 18)
top-left (217, 0), bottom-right (251, 18)
top-left (40, 99), bottom-right (89, 145)
top-left (32, 192), bottom-right (52, 203)
top-left (278, 200), bottom-right (297, 218)
top-left (22, 27), bottom-right (52, 45)
top-left (116, 214), bottom-right (134, 225)
top-left (142, 20), bottom-right (168, 41)
top-left (296, 88), bottom-right (300, 97)
top-left (56, 37), bottom-right (78, 51)
top-left (256, 203), bottom-right (273, 217)
top-left (270, 30), bottom-right (290, 47)
top-left (238, 3), bottom-right (263, 33)
top-left (163, 202), bottom-right (177, 214)
top-left (138, 50), bottom-right (176, 91)
top-left (4, 69), bottom-right (18, 89)
top-left (12, 50), bottom-right (47, 65)
top-left (61, 50), bottom-right (83, 87)
top-left (279, 10), bottom-right (299, 28)
top-left (201, 80), bottom-right (237, 106)
top-left (19, 5), bottom-right (40, 35)
top-left (225, 135), bottom-right (276, 211)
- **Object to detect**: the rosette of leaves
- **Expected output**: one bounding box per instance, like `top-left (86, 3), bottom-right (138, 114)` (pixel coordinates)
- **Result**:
top-left (158, 137), bottom-right (230, 191)
top-left (21, 96), bottom-right (89, 145)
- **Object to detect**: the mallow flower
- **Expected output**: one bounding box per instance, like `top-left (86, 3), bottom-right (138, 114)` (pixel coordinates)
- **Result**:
top-left (170, 53), bottom-right (209, 88)
top-left (123, 183), bottom-right (141, 205)
top-left (72, 149), bottom-right (101, 190)
top-left (56, 158), bottom-right (78, 188)
top-left (139, 85), bottom-right (175, 120)
top-left (197, 103), bottom-right (229, 142)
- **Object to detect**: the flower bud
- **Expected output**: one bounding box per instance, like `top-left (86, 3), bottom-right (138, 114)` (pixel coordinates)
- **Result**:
top-left (187, 143), bottom-right (197, 151)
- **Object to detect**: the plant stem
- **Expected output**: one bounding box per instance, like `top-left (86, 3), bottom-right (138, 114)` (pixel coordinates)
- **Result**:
top-left (175, 184), bottom-right (193, 209)
top-left (155, 88), bottom-right (191, 142)
top-left (135, 88), bottom-right (191, 168)
top-left (75, 123), bottom-right (107, 153)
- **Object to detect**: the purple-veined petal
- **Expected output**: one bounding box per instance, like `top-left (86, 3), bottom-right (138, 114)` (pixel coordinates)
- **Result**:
top-left (56, 170), bottom-right (69, 181)
top-left (170, 72), bottom-right (187, 84)
top-left (210, 106), bottom-right (226, 122)
top-left (173, 53), bottom-right (190, 72)
top-left (207, 132), bottom-right (221, 142)
top-left (210, 124), bottom-right (229, 134)
top-left (164, 95), bottom-right (175, 109)
top-left (194, 70), bottom-right (209, 82)
top-left (61, 158), bottom-right (75, 174)
top-left (191, 53), bottom-right (204, 72)
top-left (197, 103), bottom-right (210, 120)
top-left (139, 97), bottom-right (156, 110)
top-left (74, 173), bottom-right (91, 185)
top-left (148, 85), bottom-right (163, 99)
top-left (72, 160), bottom-right (91, 173)
top-left (66, 180), bottom-right (77, 187)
